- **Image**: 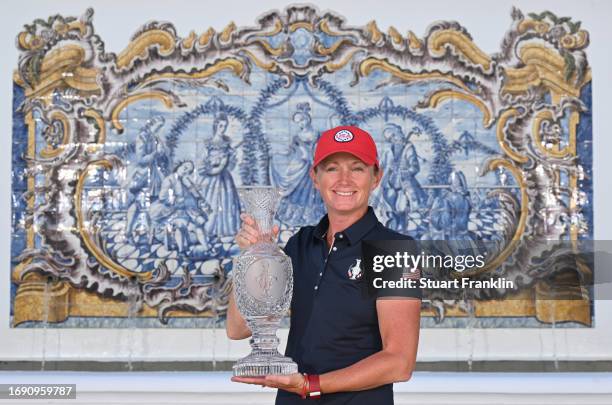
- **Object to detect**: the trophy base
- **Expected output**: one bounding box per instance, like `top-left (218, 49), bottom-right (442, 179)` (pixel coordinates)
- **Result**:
top-left (233, 356), bottom-right (298, 377)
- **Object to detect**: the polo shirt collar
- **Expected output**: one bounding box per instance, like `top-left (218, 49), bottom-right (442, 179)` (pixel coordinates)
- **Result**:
top-left (313, 206), bottom-right (378, 245)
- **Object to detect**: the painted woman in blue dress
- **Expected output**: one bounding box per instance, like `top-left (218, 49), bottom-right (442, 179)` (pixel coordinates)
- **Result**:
top-left (271, 102), bottom-right (325, 226)
top-left (196, 112), bottom-right (241, 238)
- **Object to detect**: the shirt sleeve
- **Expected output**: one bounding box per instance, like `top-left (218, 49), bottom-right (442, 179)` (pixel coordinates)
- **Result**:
top-left (281, 232), bottom-right (299, 259)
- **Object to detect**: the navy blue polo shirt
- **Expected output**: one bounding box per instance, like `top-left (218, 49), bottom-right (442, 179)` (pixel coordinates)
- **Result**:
top-left (276, 207), bottom-right (416, 405)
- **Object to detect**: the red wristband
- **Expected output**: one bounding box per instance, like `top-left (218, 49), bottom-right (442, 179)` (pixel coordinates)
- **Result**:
top-left (300, 373), bottom-right (309, 399)
top-left (306, 374), bottom-right (321, 399)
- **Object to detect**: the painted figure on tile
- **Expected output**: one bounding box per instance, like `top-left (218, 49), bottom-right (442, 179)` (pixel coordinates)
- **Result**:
top-left (381, 123), bottom-right (427, 231)
top-left (271, 102), bottom-right (325, 226)
top-left (126, 116), bottom-right (169, 242)
top-left (197, 112), bottom-right (241, 237)
top-left (150, 161), bottom-right (207, 253)
top-left (424, 170), bottom-right (475, 240)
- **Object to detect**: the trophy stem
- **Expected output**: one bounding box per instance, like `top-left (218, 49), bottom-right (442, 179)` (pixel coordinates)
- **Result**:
top-left (232, 316), bottom-right (298, 377)
top-left (247, 316), bottom-right (281, 353)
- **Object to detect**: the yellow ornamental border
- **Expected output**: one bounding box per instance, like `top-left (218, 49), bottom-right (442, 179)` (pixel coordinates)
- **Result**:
top-left (24, 45), bottom-right (101, 99)
top-left (324, 50), bottom-right (361, 73)
top-left (426, 89), bottom-right (493, 128)
top-left (17, 20), bottom-right (86, 51)
top-left (220, 22), bottom-right (237, 42)
top-left (116, 29), bottom-right (176, 69)
top-left (181, 31), bottom-right (197, 49)
top-left (110, 91), bottom-right (175, 133)
top-left (428, 29), bottom-right (492, 71)
top-left (241, 50), bottom-right (277, 71)
top-left (316, 38), bottom-right (354, 56)
top-left (198, 28), bottom-right (215, 47)
top-left (366, 21), bottom-right (383, 44)
top-left (262, 19), bottom-right (283, 37)
top-left (289, 22), bottom-right (314, 32)
top-left (407, 31), bottom-right (423, 50)
top-left (318, 19), bottom-right (339, 36)
top-left (503, 44), bottom-right (591, 97)
top-left (387, 26), bottom-right (403, 45)
top-left (137, 58), bottom-right (245, 88)
top-left (247, 39), bottom-right (285, 57)
top-left (359, 57), bottom-right (473, 94)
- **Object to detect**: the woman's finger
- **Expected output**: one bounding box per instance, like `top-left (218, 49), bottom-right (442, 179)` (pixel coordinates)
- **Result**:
top-left (242, 228), bottom-right (259, 241)
top-left (240, 213), bottom-right (257, 227)
top-left (241, 224), bottom-right (260, 238)
top-left (231, 376), bottom-right (267, 385)
top-left (237, 231), bottom-right (257, 245)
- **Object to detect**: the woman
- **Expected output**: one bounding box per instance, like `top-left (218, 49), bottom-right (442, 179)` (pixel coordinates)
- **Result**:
top-left (227, 126), bottom-right (421, 404)
top-left (271, 102), bottom-right (326, 227)
top-left (197, 112), bottom-right (241, 237)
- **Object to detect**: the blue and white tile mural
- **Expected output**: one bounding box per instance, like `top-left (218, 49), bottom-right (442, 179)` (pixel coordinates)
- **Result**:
top-left (10, 6), bottom-right (593, 327)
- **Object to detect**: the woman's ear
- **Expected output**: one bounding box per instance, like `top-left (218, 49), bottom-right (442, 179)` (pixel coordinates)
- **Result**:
top-left (371, 167), bottom-right (383, 190)
top-left (309, 167), bottom-right (319, 190)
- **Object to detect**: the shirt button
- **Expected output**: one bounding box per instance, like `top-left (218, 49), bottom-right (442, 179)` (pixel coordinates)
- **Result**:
top-left (332, 246), bottom-right (337, 251)
top-left (319, 272), bottom-right (323, 276)
top-left (314, 286), bottom-right (318, 290)
top-left (338, 234), bottom-right (343, 239)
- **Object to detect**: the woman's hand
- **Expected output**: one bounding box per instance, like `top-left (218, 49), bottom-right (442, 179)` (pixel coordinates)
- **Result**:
top-left (235, 213), bottom-right (280, 250)
top-left (231, 373), bottom-right (305, 395)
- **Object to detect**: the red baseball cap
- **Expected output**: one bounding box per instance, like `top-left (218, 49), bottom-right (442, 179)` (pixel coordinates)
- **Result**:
top-left (313, 126), bottom-right (379, 169)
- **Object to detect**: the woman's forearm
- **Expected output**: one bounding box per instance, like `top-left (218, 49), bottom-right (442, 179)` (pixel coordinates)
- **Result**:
top-left (225, 287), bottom-right (252, 340)
top-left (319, 349), bottom-right (414, 394)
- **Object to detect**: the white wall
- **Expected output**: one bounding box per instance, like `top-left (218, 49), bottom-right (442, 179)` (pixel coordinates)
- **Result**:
top-left (1, 0), bottom-right (610, 362)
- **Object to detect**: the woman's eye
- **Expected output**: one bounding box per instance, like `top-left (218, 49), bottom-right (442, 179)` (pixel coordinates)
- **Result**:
top-left (326, 166), bottom-right (337, 172)
top-left (352, 166), bottom-right (365, 172)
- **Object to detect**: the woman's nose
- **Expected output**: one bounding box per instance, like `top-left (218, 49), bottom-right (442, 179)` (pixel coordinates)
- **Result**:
top-left (338, 168), bottom-right (352, 183)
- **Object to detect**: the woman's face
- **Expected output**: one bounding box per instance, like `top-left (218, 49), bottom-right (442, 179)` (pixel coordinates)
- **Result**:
top-left (293, 113), bottom-right (309, 130)
top-left (215, 119), bottom-right (228, 135)
top-left (310, 152), bottom-right (382, 217)
top-left (384, 127), bottom-right (402, 143)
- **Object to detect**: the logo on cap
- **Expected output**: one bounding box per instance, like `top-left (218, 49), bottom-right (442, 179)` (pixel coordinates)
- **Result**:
top-left (334, 129), bottom-right (354, 142)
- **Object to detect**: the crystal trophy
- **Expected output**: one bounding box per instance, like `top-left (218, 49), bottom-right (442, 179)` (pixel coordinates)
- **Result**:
top-left (232, 186), bottom-right (298, 376)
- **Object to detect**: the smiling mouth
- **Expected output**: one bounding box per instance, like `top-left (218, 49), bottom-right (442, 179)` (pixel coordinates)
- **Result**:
top-left (334, 191), bottom-right (356, 196)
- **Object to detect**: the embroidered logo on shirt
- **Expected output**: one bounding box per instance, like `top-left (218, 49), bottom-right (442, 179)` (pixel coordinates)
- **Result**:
top-left (334, 129), bottom-right (354, 142)
top-left (347, 258), bottom-right (362, 280)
